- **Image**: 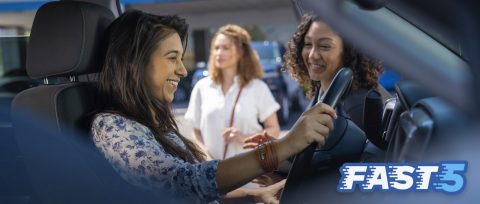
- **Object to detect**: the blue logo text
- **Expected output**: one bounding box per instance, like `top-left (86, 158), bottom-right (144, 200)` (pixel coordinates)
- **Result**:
top-left (337, 161), bottom-right (467, 193)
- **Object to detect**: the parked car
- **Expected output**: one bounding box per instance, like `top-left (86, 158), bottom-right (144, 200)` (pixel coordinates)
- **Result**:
top-left (191, 41), bottom-right (307, 125)
top-left (379, 68), bottom-right (401, 92)
top-left (191, 61), bottom-right (208, 87)
top-left (252, 41), bottom-right (305, 124)
top-left (173, 69), bottom-right (193, 103)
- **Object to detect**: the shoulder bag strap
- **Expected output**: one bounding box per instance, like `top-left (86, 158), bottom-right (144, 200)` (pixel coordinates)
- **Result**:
top-left (223, 86), bottom-right (244, 159)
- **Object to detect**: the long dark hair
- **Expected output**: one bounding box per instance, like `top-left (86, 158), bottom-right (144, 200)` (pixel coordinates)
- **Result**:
top-left (283, 12), bottom-right (383, 98)
top-left (98, 10), bottom-right (205, 163)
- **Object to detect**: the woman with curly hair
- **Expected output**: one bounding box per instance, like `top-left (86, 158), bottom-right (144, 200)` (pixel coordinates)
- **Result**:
top-left (242, 14), bottom-right (388, 187)
top-left (282, 12), bottom-right (386, 130)
top-left (244, 13), bottom-right (388, 155)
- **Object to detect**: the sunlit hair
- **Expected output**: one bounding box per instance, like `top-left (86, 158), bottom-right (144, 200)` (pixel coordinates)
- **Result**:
top-left (98, 10), bottom-right (206, 163)
top-left (283, 12), bottom-right (383, 98)
top-left (208, 24), bottom-right (263, 87)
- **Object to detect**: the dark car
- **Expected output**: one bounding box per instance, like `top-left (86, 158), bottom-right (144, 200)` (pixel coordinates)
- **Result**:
top-left (251, 41), bottom-right (306, 124)
top-left (379, 68), bottom-right (401, 92)
top-left (191, 61), bottom-right (208, 87)
top-left (191, 41), bottom-right (306, 125)
top-left (172, 69), bottom-right (193, 103)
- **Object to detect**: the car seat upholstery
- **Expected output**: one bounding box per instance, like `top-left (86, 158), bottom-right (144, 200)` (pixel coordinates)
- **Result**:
top-left (343, 87), bottom-right (387, 147)
top-left (12, 1), bottom-right (113, 135)
top-left (342, 86), bottom-right (391, 162)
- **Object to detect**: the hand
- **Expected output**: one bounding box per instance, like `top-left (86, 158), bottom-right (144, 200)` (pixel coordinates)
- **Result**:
top-left (280, 102), bottom-right (336, 156)
top-left (222, 127), bottom-right (246, 144)
top-left (252, 172), bottom-right (285, 187)
top-left (252, 179), bottom-right (286, 204)
top-left (243, 131), bottom-right (276, 149)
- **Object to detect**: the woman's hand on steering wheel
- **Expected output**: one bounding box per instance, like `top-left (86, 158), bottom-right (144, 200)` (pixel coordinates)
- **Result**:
top-left (279, 103), bottom-right (336, 157)
top-left (243, 131), bottom-right (277, 149)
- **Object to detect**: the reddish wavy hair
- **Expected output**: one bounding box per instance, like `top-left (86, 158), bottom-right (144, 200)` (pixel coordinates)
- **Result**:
top-left (208, 24), bottom-right (263, 87)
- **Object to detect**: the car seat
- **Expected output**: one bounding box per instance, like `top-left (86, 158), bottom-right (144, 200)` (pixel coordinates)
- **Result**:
top-left (10, 2), bottom-right (162, 203)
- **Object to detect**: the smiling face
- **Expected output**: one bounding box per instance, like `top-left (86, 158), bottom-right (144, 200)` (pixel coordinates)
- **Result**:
top-left (213, 34), bottom-right (240, 71)
top-left (302, 21), bottom-right (344, 86)
top-left (148, 32), bottom-right (187, 103)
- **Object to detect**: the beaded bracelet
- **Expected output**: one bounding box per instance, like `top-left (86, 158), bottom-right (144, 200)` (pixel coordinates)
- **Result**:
top-left (255, 132), bottom-right (278, 172)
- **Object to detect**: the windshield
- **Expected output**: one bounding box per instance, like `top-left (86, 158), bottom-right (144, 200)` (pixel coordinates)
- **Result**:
top-left (386, 0), bottom-right (469, 60)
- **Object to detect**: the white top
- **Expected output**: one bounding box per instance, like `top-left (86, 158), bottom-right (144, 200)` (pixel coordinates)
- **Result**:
top-left (185, 76), bottom-right (280, 159)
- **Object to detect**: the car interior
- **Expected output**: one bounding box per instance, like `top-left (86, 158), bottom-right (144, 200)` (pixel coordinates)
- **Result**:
top-left (0, 28), bottom-right (38, 204)
top-left (277, 0), bottom-right (478, 203)
top-left (0, 0), bottom-right (478, 203)
top-left (5, 1), bottom-right (164, 204)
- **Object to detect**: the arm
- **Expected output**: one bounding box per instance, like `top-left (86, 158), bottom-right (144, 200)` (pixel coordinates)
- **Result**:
top-left (228, 113), bottom-right (280, 149)
top-left (225, 81), bottom-right (281, 143)
top-left (223, 188), bottom-right (256, 203)
top-left (193, 128), bottom-right (213, 160)
top-left (93, 102), bottom-right (336, 200)
top-left (257, 79), bottom-right (281, 138)
top-left (92, 114), bottom-right (221, 201)
top-left (223, 179), bottom-right (285, 204)
top-left (184, 80), bottom-right (203, 137)
top-left (262, 112), bottom-right (280, 138)
top-left (216, 102), bottom-right (336, 193)
top-left (242, 113), bottom-right (281, 149)
top-left (193, 128), bottom-right (204, 145)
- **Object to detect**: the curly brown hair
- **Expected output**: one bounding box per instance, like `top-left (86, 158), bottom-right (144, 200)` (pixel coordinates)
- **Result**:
top-left (283, 13), bottom-right (383, 98)
top-left (208, 24), bottom-right (263, 87)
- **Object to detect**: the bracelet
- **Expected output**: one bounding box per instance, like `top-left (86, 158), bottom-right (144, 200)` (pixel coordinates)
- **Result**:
top-left (255, 133), bottom-right (278, 172)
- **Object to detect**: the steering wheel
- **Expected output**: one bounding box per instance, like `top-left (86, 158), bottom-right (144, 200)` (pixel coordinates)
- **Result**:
top-left (280, 67), bottom-right (353, 202)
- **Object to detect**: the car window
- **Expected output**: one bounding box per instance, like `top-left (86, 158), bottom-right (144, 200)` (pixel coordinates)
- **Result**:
top-left (251, 42), bottom-right (281, 65)
top-left (0, 36), bottom-right (28, 77)
top-left (386, 0), bottom-right (469, 61)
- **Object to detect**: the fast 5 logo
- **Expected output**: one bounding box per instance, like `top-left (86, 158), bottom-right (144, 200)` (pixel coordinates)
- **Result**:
top-left (337, 161), bottom-right (467, 193)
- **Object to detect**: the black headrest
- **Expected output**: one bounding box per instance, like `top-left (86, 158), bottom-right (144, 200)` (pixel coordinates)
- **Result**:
top-left (26, 1), bottom-right (115, 79)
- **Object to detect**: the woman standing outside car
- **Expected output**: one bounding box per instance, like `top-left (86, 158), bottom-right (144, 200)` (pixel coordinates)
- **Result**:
top-left (185, 24), bottom-right (282, 160)
top-left (91, 10), bottom-right (336, 203)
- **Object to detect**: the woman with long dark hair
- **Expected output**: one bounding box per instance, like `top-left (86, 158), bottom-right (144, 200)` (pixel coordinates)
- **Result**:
top-left (91, 10), bottom-right (336, 203)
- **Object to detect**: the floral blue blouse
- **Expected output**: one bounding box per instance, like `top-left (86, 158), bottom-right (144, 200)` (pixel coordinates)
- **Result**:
top-left (91, 113), bottom-right (222, 203)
